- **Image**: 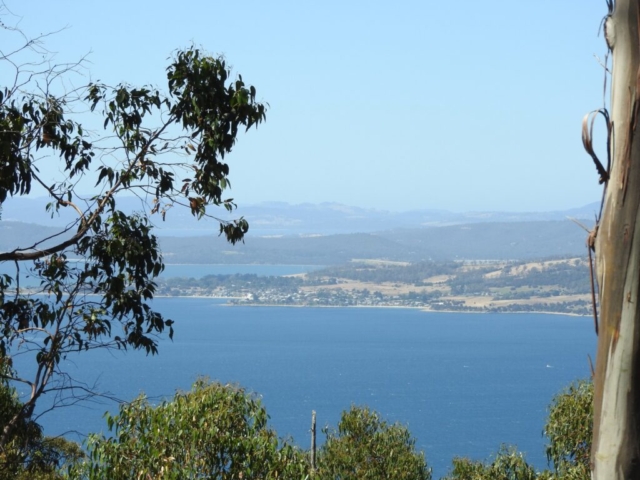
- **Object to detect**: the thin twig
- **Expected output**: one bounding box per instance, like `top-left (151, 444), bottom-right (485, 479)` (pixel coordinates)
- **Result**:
top-left (588, 241), bottom-right (599, 336)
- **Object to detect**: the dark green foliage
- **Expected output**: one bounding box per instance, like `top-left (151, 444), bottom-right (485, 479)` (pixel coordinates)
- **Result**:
top-left (76, 390), bottom-right (434, 479)
top-left (544, 380), bottom-right (593, 479)
top-left (444, 447), bottom-right (547, 480)
top-left (0, 364), bottom-right (83, 479)
top-left (0, 24), bottom-right (266, 453)
top-left (72, 379), bottom-right (309, 479)
top-left (317, 406), bottom-right (431, 480)
top-left (66, 378), bottom-right (591, 479)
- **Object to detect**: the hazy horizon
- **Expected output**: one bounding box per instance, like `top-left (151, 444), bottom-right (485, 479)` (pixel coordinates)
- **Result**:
top-left (4, 1), bottom-right (609, 213)
top-left (0, 194), bottom-right (601, 216)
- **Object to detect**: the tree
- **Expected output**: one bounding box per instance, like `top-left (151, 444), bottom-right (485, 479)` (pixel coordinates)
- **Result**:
top-left (444, 447), bottom-right (544, 480)
top-left (70, 378), bottom-right (593, 480)
top-left (443, 380), bottom-right (593, 480)
top-left (0, 13), bottom-right (266, 451)
top-left (316, 406), bottom-right (431, 480)
top-left (0, 360), bottom-right (83, 479)
top-left (585, 0), bottom-right (640, 477)
top-left (544, 380), bottom-right (592, 479)
top-left (70, 379), bottom-right (310, 479)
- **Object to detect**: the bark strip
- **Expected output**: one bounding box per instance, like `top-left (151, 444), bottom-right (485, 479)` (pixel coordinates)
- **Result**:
top-left (592, 1), bottom-right (640, 478)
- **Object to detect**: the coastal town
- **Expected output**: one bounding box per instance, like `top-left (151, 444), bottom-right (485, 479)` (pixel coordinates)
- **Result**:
top-left (156, 257), bottom-right (593, 315)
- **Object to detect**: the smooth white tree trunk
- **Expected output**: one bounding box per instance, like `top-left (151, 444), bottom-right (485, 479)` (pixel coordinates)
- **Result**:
top-left (592, 1), bottom-right (640, 478)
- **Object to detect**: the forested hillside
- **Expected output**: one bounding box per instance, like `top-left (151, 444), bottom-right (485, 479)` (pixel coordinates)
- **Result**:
top-left (157, 220), bottom-right (589, 264)
top-left (158, 256), bottom-right (592, 315)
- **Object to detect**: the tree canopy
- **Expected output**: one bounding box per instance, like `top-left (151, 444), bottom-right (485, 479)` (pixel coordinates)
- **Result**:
top-left (0, 19), bottom-right (266, 451)
top-left (317, 405), bottom-right (432, 480)
top-left (72, 380), bottom-right (593, 479)
top-left (2, 376), bottom-right (592, 479)
top-left (71, 382), bottom-right (434, 480)
top-left (0, 362), bottom-right (83, 479)
top-left (444, 380), bottom-right (593, 480)
top-left (544, 380), bottom-right (592, 479)
top-left (72, 380), bottom-right (309, 479)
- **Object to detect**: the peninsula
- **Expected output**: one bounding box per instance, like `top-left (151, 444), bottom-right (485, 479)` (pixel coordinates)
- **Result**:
top-left (156, 257), bottom-right (592, 315)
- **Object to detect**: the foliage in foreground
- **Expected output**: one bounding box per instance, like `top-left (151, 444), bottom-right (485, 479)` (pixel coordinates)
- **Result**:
top-left (0, 368), bottom-right (83, 480)
top-left (0, 17), bottom-right (266, 450)
top-left (3, 377), bottom-right (593, 478)
top-left (71, 379), bottom-right (309, 479)
top-left (444, 446), bottom-right (546, 480)
top-left (316, 405), bottom-right (431, 480)
top-left (73, 381), bottom-right (432, 480)
top-left (543, 379), bottom-right (593, 480)
top-left (444, 379), bottom-right (593, 480)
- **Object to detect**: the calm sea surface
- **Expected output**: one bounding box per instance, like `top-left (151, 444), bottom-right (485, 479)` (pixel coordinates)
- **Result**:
top-left (160, 264), bottom-right (324, 278)
top-left (24, 298), bottom-right (596, 479)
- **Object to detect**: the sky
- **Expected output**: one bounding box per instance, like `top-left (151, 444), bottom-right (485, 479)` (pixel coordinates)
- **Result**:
top-left (4, 1), bottom-right (609, 212)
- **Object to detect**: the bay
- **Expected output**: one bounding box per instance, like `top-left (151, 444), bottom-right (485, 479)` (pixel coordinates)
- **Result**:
top-left (160, 263), bottom-right (323, 278)
top-left (0, 263), bottom-right (323, 285)
top-left (28, 299), bottom-right (595, 479)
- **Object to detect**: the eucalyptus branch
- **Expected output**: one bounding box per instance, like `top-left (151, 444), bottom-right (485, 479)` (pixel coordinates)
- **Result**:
top-left (0, 123), bottom-right (170, 262)
top-left (31, 170), bottom-right (85, 220)
top-left (0, 38), bottom-right (266, 454)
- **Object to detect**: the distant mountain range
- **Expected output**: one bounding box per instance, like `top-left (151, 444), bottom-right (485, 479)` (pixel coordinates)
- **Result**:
top-left (155, 220), bottom-right (590, 264)
top-left (0, 196), bottom-right (600, 237)
top-left (0, 197), bottom-right (596, 264)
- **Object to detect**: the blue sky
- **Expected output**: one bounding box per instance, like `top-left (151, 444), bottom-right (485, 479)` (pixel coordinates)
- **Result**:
top-left (7, 1), bottom-right (607, 212)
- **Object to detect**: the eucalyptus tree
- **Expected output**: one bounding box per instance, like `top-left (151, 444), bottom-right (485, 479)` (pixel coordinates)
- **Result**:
top-left (0, 361), bottom-right (84, 479)
top-left (0, 20), bottom-right (266, 449)
top-left (585, 0), bottom-right (640, 477)
top-left (73, 380), bottom-right (310, 480)
top-left (317, 406), bottom-right (431, 480)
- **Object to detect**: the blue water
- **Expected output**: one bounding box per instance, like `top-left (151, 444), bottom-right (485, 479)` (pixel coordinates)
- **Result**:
top-left (160, 264), bottom-right (323, 278)
top-left (0, 263), bottom-right (322, 285)
top-left (22, 299), bottom-right (595, 479)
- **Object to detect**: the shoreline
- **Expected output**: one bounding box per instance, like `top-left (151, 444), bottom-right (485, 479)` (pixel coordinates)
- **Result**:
top-left (156, 295), bottom-right (589, 317)
top-left (6, 292), bottom-right (590, 318)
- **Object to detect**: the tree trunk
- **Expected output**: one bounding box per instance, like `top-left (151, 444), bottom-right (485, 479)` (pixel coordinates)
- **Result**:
top-left (592, 1), bottom-right (640, 478)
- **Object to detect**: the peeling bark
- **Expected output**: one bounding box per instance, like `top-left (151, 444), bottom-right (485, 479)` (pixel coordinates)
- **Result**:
top-left (592, 1), bottom-right (640, 478)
